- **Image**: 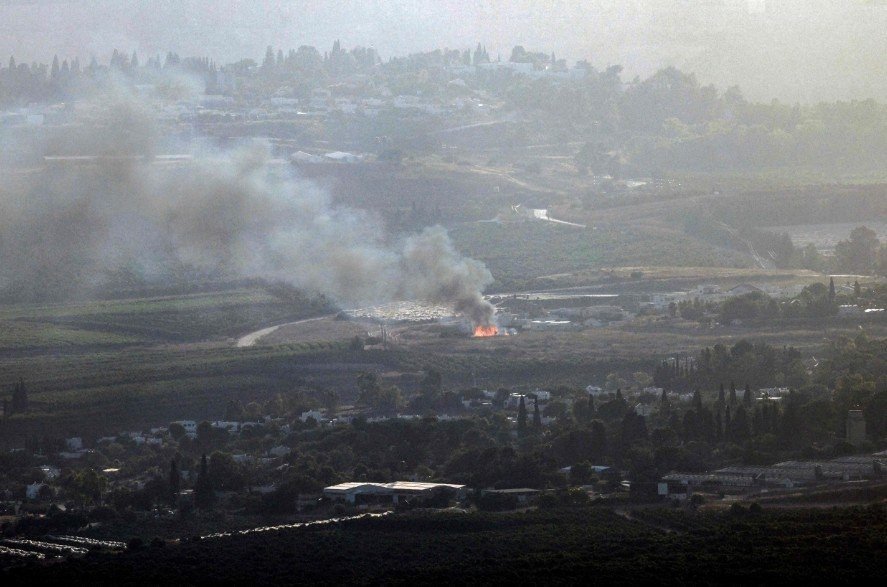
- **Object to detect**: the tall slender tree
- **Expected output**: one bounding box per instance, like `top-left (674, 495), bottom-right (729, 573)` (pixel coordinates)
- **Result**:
top-left (169, 459), bottom-right (180, 504)
top-left (517, 396), bottom-right (527, 436)
top-left (194, 453), bottom-right (215, 509)
top-left (11, 378), bottom-right (27, 413)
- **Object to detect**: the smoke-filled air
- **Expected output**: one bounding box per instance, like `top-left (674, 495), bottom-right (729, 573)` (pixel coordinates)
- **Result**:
top-left (0, 79), bottom-right (495, 325)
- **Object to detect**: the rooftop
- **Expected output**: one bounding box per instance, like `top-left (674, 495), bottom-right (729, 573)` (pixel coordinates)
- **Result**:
top-left (324, 481), bottom-right (466, 494)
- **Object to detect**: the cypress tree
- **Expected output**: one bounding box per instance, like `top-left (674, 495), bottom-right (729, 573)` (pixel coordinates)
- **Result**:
top-left (683, 410), bottom-right (699, 441)
top-left (729, 381), bottom-right (737, 404)
top-left (769, 402), bottom-right (781, 435)
top-left (169, 459), bottom-right (180, 504)
top-left (700, 407), bottom-right (716, 443)
top-left (533, 398), bottom-right (542, 430)
top-left (517, 396), bottom-right (527, 436)
top-left (590, 420), bottom-right (607, 459)
top-left (11, 378), bottom-right (27, 413)
top-left (732, 406), bottom-right (750, 443)
top-left (194, 453), bottom-right (215, 509)
top-left (718, 383), bottom-right (725, 404)
top-left (744, 383), bottom-right (753, 408)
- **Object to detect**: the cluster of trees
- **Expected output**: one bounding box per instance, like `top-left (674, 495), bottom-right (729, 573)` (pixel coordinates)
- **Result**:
top-left (356, 372), bottom-right (403, 414)
top-left (0, 54), bottom-right (83, 104)
top-left (835, 226), bottom-right (887, 276)
top-left (748, 226), bottom-right (887, 275)
top-left (653, 340), bottom-right (807, 392)
top-left (498, 63), bottom-right (887, 173)
top-left (0, 50), bottom-right (224, 106)
top-left (815, 334), bottom-right (887, 440)
top-left (718, 278), bottom-right (879, 324)
top-left (259, 41), bottom-right (378, 79)
top-left (665, 278), bottom-right (884, 329)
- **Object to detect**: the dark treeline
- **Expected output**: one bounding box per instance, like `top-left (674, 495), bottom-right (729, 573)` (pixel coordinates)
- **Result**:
top-left (3, 41), bottom-right (886, 174)
top-left (653, 340), bottom-right (807, 392)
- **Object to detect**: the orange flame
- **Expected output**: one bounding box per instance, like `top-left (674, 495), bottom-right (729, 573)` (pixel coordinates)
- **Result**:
top-left (473, 324), bottom-right (499, 337)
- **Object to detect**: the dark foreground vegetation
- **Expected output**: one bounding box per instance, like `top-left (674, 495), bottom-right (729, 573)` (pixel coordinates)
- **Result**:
top-left (4, 505), bottom-right (885, 584)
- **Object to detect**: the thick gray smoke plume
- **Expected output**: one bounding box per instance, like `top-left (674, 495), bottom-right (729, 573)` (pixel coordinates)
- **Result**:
top-left (0, 79), bottom-right (495, 325)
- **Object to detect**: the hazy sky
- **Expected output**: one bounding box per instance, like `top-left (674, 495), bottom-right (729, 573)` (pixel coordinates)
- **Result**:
top-left (1, 0), bottom-right (885, 102)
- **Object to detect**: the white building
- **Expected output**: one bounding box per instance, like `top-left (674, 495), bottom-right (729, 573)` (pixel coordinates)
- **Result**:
top-left (528, 390), bottom-right (551, 402)
top-left (171, 420), bottom-right (197, 434)
top-left (324, 151), bottom-right (363, 163)
top-left (324, 481), bottom-right (466, 505)
top-left (300, 410), bottom-right (324, 423)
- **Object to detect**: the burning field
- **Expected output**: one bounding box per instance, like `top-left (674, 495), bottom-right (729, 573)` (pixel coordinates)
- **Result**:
top-left (473, 324), bottom-right (500, 337)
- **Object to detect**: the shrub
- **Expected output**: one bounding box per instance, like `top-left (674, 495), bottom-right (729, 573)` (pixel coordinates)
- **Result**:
top-left (126, 537), bottom-right (144, 550)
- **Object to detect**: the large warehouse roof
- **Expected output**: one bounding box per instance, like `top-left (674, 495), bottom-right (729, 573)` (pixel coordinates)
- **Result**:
top-left (324, 481), bottom-right (465, 495)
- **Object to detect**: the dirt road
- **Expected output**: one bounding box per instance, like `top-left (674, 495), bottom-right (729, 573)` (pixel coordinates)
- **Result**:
top-left (235, 315), bottom-right (334, 347)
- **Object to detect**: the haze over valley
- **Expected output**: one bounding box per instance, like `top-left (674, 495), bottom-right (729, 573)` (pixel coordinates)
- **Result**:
top-left (0, 2), bottom-right (885, 583)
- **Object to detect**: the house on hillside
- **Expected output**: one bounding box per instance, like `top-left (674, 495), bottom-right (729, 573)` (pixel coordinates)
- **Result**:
top-left (657, 473), bottom-right (756, 498)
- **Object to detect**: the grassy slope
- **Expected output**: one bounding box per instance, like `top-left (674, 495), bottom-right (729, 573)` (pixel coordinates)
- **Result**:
top-left (0, 289), bottom-right (327, 351)
top-left (450, 221), bottom-right (752, 291)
